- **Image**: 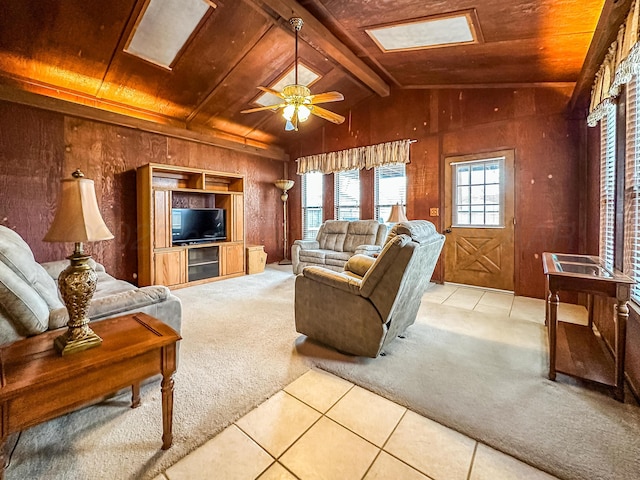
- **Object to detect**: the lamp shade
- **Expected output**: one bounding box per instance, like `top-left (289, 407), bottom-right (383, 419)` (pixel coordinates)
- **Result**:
top-left (387, 204), bottom-right (408, 223)
top-left (274, 179), bottom-right (295, 192)
top-left (44, 170), bottom-right (114, 243)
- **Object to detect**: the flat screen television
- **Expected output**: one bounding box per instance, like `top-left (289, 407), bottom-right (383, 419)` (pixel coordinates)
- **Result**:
top-left (172, 208), bottom-right (226, 245)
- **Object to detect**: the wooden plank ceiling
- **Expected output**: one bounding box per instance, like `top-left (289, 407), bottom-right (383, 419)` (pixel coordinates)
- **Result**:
top-left (0, 0), bottom-right (606, 153)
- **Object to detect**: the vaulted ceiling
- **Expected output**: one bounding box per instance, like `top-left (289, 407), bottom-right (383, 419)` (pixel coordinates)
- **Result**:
top-left (0, 0), bottom-right (614, 156)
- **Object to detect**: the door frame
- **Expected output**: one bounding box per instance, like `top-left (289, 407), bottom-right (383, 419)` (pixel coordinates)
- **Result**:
top-left (441, 148), bottom-right (516, 291)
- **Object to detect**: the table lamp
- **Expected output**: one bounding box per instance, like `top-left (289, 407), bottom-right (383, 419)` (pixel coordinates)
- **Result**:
top-left (387, 204), bottom-right (408, 223)
top-left (44, 169), bottom-right (114, 355)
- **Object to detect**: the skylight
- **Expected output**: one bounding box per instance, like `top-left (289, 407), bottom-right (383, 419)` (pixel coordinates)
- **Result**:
top-left (366, 12), bottom-right (480, 52)
top-left (125, 0), bottom-right (215, 69)
top-left (255, 63), bottom-right (320, 107)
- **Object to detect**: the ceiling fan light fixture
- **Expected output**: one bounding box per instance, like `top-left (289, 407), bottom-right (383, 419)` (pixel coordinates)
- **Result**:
top-left (241, 16), bottom-right (345, 130)
top-left (283, 104), bottom-right (296, 121)
top-left (297, 104), bottom-right (312, 122)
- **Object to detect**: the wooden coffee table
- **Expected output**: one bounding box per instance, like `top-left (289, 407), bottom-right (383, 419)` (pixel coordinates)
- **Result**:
top-left (0, 312), bottom-right (181, 479)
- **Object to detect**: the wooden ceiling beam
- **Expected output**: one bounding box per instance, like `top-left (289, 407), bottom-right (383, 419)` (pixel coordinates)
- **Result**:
top-left (0, 81), bottom-right (288, 161)
top-left (569, 0), bottom-right (633, 115)
top-left (246, 0), bottom-right (390, 97)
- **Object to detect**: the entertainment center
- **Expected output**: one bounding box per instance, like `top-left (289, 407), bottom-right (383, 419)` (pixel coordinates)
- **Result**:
top-left (137, 163), bottom-right (245, 288)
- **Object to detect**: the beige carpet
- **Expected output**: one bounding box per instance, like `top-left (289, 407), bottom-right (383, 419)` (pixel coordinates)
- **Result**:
top-left (301, 300), bottom-right (640, 480)
top-left (7, 265), bottom-right (640, 480)
top-left (7, 265), bottom-right (310, 480)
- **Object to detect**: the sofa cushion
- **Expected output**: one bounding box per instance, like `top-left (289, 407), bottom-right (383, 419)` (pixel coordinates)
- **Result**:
top-left (343, 220), bottom-right (382, 252)
top-left (0, 261), bottom-right (49, 336)
top-left (94, 272), bottom-right (138, 298)
top-left (325, 251), bottom-right (352, 267)
top-left (49, 285), bottom-right (171, 329)
top-left (299, 249), bottom-right (337, 263)
top-left (0, 226), bottom-right (63, 311)
top-left (317, 220), bottom-right (349, 252)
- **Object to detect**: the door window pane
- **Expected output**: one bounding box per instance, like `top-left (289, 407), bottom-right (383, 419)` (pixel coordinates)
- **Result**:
top-left (471, 164), bottom-right (485, 184)
top-left (457, 166), bottom-right (470, 186)
top-left (486, 184), bottom-right (500, 204)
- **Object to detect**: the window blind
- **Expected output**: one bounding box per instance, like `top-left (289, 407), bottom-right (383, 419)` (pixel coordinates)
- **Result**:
top-left (374, 163), bottom-right (406, 222)
top-left (334, 169), bottom-right (360, 220)
top-left (625, 78), bottom-right (640, 301)
top-left (600, 105), bottom-right (617, 270)
top-left (301, 172), bottom-right (323, 240)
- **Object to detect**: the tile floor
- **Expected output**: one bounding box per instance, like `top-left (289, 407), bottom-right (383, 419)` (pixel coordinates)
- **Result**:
top-left (155, 285), bottom-right (586, 480)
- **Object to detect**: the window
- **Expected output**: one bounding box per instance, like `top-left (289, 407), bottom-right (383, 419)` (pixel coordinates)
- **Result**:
top-left (625, 78), bottom-right (640, 301)
top-left (374, 163), bottom-right (406, 222)
top-left (451, 157), bottom-right (503, 227)
top-left (600, 104), bottom-right (617, 270)
top-left (334, 169), bottom-right (360, 220)
top-left (301, 172), bottom-right (323, 240)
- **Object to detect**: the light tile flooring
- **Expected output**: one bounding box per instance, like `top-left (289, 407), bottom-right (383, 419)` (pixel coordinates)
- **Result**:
top-left (157, 284), bottom-right (586, 480)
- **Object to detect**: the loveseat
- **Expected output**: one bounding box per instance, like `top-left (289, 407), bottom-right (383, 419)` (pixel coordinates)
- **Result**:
top-left (0, 225), bottom-right (182, 346)
top-left (291, 220), bottom-right (387, 275)
top-left (295, 220), bottom-right (445, 357)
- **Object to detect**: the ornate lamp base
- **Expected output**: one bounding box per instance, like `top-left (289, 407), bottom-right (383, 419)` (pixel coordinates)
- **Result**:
top-left (278, 258), bottom-right (292, 265)
top-left (54, 325), bottom-right (102, 355)
top-left (56, 245), bottom-right (103, 356)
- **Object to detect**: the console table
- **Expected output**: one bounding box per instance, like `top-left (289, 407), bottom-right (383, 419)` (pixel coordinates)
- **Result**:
top-left (0, 313), bottom-right (180, 478)
top-left (542, 252), bottom-right (634, 401)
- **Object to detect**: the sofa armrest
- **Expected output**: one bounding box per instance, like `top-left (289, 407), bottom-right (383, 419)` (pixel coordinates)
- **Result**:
top-left (293, 239), bottom-right (320, 250)
top-left (48, 285), bottom-right (170, 330)
top-left (41, 259), bottom-right (106, 280)
top-left (344, 254), bottom-right (376, 278)
top-left (302, 266), bottom-right (363, 295)
top-left (354, 244), bottom-right (382, 256)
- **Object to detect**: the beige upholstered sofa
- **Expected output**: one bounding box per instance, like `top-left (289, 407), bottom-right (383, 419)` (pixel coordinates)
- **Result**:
top-left (294, 220), bottom-right (445, 357)
top-left (0, 225), bottom-right (182, 346)
top-left (291, 220), bottom-right (387, 275)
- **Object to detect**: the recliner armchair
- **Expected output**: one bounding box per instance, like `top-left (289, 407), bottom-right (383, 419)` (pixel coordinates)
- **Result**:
top-left (294, 220), bottom-right (445, 357)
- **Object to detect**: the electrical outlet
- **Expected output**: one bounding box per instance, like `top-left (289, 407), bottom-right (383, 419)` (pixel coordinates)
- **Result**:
top-left (429, 208), bottom-right (439, 217)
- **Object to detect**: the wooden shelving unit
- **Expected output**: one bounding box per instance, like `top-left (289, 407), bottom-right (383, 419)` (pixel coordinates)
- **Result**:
top-left (137, 163), bottom-right (245, 288)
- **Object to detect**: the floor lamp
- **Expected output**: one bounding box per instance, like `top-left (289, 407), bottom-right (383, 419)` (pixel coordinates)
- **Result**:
top-left (275, 179), bottom-right (294, 265)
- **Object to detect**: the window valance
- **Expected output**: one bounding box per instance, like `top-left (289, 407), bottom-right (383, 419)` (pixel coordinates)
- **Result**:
top-left (296, 139), bottom-right (413, 175)
top-left (588, 0), bottom-right (640, 126)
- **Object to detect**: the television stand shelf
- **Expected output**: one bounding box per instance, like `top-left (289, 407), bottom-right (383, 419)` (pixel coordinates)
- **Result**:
top-left (187, 245), bottom-right (219, 282)
top-left (137, 164), bottom-right (245, 288)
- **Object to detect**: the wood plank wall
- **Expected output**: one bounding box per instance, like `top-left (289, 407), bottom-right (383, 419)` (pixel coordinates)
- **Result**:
top-left (286, 87), bottom-right (582, 297)
top-left (0, 101), bottom-right (286, 283)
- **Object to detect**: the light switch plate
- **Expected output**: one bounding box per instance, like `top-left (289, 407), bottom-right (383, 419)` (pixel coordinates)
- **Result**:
top-left (429, 207), bottom-right (439, 217)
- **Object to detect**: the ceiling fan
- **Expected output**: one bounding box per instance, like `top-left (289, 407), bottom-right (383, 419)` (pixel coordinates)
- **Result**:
top-left (241, 17), bottom-right (345, 131)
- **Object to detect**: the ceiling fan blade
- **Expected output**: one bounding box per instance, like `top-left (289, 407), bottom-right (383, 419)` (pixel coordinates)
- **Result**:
top-left (241, 104), bottom-right (285, 114)
top-left (257, 86), bottom-right (285, 99)
top-left (308, 91), bottom-right (344, 104)
top-left (311, 105), bottom-right (345, 124)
